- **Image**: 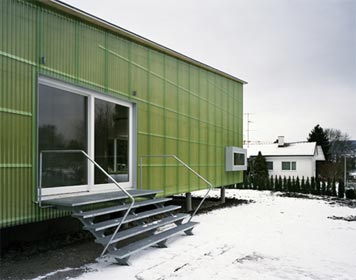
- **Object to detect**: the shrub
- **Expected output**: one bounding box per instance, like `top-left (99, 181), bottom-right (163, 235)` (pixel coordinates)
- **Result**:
top-left (345, 189), bottom-right (355, 199)
top-left (331, 177), bottom-right (337, 196)
top-left (278, 176), bottom-right (283, 192)
top-left (321, 181), bottom-right (326, 195)
top-left (338, 179), bottom-right (345, 198)
top-left (326, 178), bottom-right (331, 196)
top-left (310, 177), bottom-right (316, 194)
top-left (243, 173), bottom-right (249, 189)
top-left (305, 177), bottom-right (311, 194)
top-left (283, 176), bottom-right (287, 192)
top-left (316, 178), bottom-right (321, 195)
top-left (301, 177), bottom-right (306, 193)
top-left (295, 177), bottom-right (300, 193)
top-left (287, 176), bottom-right (292, 192)
top-left (270, 175), bottom-right (274, 190)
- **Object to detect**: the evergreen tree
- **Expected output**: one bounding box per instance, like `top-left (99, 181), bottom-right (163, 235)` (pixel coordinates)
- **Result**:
top-left (270, 175), bottom-right (274, 191)
top-left (283, 176), bottom-right (287, 192)
top-left (251, 151), bottom-right (269, 190)
top-left (278, 176), bottom-right (282, 192)
top-left (331, 177), bottom-right (337, 196)
top-left (311, 177), bottom-right (316, 194)
top-left (291, 177), bottom-right (296, 192)
top-left (243, 172), bottom-right (248, 189)
top-left (321, 180), bottom-right (326, 195)
top-left (287, 176), bottom-right (292, 192)
top-left (338, 179), bottom-right (345, 198)
top-left (307, 124), bottom-right (330, 160)
top-left (266, 176), bottom-right (270, 190)
top-left (316, 178), bottom-right (321, 195)
top-left (305, 177), bottom-right (311, 194)
top-left (301, 177), bottom-right (306, 193)
top-left (295, 176), bottom-right (300, 193)
top-left (250, 175), bottom-right (254, 189)
top-left (275, 175), bottom-right (278, 191)
top-left (326, 178), bottom-right (331, 196)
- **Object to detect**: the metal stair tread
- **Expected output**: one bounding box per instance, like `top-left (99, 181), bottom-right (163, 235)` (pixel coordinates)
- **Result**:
top-left (109, 221), bottom-right (199, 260)
top-left (95, 213), bottom-right (189, 245)
top-left (73, 197), bottom-right (172, 219)
top-left (84, 205), bottom-right (181, 232)
top-left (43, 189), bottom-right (162, 207)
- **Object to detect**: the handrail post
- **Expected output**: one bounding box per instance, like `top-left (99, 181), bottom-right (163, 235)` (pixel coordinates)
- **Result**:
top-left (38, 149), bottom-right (135, 257)
top-left (140, 156), bottom-right (143, 190)
top-left (140, 154), bottom-right (213, 222)
top-left (38, 151), bottom-right (43, 208)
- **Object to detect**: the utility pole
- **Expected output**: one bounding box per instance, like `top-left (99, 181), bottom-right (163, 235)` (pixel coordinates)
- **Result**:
top-left (344, 155), bottom-right (347, 188)
top-left (244, 113), bottom-right (253, 147)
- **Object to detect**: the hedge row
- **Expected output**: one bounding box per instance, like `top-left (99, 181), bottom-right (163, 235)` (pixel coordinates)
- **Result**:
top-left (239, 174), bottom-right (355, 199)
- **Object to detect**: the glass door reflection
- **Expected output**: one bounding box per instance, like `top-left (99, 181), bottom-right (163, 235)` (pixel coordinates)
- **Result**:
top-left (95, 99), bottom-right (129, 184)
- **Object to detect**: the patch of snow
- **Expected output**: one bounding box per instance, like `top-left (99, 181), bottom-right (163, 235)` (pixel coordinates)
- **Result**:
top-left (40, 190), bottom-right (356, 280)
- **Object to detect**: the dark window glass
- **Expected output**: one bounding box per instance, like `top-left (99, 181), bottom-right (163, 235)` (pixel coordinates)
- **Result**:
top-left (39, 84), bottom-right (87, 187)
top-left (282, 162), bottom-right (291, 170)
top-left (267, 161), bottom-right (273, 170)
top-left (292, 161), bottom-right (296, 170)
top-left (234, 153), bottom-right (245, 166)
top-left (95, 99), bottom-right (129, 184)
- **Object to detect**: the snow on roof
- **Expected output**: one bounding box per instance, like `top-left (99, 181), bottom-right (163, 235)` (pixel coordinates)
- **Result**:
top-left (244, 142), bottom-right (319, 157)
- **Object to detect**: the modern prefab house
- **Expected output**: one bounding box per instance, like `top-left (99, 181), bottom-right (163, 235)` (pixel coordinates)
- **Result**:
top-left (1, 0), bottom-right (246, 263)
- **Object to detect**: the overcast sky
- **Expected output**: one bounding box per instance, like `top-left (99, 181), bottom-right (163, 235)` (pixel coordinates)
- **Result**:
top-left (63, 0), bottom-right (356, 143)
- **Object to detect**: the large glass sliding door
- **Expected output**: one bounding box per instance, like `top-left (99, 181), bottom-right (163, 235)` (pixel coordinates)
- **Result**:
top-left (38, 84), bottom-right (88, 190)
top-left (38, 77), bottom-right (133, 196)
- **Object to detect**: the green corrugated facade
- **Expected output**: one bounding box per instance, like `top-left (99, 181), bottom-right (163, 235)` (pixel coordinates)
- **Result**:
top-left (0, 0), bottom-right (245, 228)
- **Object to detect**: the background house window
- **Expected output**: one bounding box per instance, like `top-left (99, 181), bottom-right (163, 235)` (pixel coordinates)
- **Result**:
top-left (282, 161), bottom-right (296, 170)
top-left (267, 161), bottom-right (273, 170)
top-left (291, 161), bottom-right (296, 170)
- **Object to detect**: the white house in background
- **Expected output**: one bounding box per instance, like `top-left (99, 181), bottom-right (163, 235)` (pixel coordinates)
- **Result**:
top-left (245, 136), bottom-right (326, 179)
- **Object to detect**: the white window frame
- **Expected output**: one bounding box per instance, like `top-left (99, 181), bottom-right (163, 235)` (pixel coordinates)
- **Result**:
top-left (225, 146), bottom-right (247, 171)
top-left (38, 76), bottom-right (134, 196)
top-left (281, 161), bottom-right (296, 171)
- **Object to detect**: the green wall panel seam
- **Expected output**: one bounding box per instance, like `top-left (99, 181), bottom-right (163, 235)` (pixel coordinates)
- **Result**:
top-left (0, 164), bottom-right (32, 168)
top-left (0, 107), bottom-right (32, 116)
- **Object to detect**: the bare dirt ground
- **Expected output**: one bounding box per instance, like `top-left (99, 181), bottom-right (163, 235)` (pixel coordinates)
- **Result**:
top-left (0, 196), bottom-right (250, 280)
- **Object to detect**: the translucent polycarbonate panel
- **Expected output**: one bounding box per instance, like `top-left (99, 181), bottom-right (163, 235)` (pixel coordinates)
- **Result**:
top-left (42, 10), bottom-right (76, 77)
top-left (0, 0), bottom-right (244, 227)
top-left (107, 35), bottom-right (130, 95)
top-left (78, 24), bottom-right (105, 87)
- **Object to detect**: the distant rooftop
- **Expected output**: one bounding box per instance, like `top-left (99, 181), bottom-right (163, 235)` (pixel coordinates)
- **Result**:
top-left (244, 141), bottom-right (325, 160)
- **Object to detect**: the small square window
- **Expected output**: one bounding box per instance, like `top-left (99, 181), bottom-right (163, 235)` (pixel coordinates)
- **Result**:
top-left (282, 162), bottom-right (290, 170)
top-left (234, 153), bottom-right (245, 166)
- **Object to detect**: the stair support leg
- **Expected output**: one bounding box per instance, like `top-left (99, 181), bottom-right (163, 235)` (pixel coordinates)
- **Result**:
top-left (185, 192), bottom-right (192, 212)
top-left (220, 187), bottom-right (226, 204)
top-left (156, 239), bottom-right (168, 248)
top-left (115, 257), bottom-right (131, 266)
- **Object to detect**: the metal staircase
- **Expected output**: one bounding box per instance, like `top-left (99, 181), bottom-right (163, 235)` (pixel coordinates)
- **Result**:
top-left (38, 150), bottom-right (212, 265)
top-left (44, 189), bottom-right (197, 265)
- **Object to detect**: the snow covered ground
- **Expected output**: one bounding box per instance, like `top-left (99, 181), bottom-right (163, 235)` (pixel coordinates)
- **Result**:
top-left (35, 190), bottom-right (356, 280)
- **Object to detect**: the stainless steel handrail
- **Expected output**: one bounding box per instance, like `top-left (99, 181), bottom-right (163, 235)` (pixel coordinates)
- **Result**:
top-left (39, 149), bottom-right (135, 257)
top-left (140, 154), bottom-right (213, 222)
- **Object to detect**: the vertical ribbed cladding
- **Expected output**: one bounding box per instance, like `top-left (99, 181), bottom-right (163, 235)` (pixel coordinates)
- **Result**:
top-left (1, 0), bottom-right (245, 228)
